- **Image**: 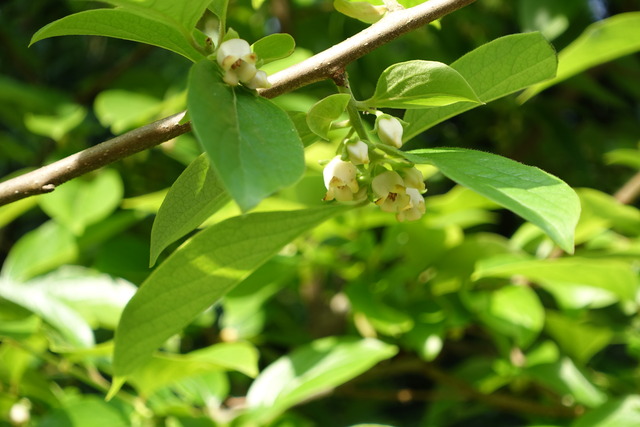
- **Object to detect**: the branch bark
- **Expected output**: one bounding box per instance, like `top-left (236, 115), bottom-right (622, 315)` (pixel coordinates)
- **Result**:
top-left (0, 0), bottom-right (475, 207)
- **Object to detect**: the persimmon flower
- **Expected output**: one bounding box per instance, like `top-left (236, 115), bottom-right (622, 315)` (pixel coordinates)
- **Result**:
top-left (323, 156), bottom-right (360, 202)
top-left (376, 115), bottom-right (404, 148)
top-left (397, 187), bottom-right (426, 222)
top-left (216, 38), bottom-right (270, 88)
top-left (347, 140), bottom-right (370, 165)
top-left (400, 167), bottom-right (426, 192)
top-left (372, 171), bottom-right (409, 213)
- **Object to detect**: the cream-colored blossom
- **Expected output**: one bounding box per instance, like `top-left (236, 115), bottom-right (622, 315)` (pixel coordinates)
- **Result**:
top-left (400, 167), bottom-right (426, 192)
top-left (397, 187), bottom-right (426, 222)
top-left (245, 70), bottom-right (271, 89)
top-left (323, 156), bottom-right (359, 202)
top-left (372, 171), bottom-right (409, 213)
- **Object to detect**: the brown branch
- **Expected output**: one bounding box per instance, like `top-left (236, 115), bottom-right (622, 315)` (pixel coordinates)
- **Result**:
top-left (0, 0), bottom-right (475, 207)
top-left (614, 170), bottom-right (640, 205)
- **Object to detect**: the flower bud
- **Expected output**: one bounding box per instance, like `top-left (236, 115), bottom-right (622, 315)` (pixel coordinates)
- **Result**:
top-left (346, 140), bottom-right (369, 165)
top-left (245, 70), bottom-right (271, 89)
top-left (400, 167), bottom-right (426, 192)
top-left (376, 115), bottom-right (404, 148)
top-left (323, 156), bottom-right (359, 202)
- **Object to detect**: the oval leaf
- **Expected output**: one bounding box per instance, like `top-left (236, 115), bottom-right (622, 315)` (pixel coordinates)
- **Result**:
top-left (306, 94), bottom-right (351, 140)
top-left (30, 9), bottom-right (204, 62)
top-left (113, 207), bottom-right (344, 378)
top-left (404, 32), bottom-right (557, 140)
top-left (246, 337), bottom-right (398, 420)
top-left (150, 154), bottom-right (230, 266)
top-left (362, 60), bottom-right (481, 109)
top-left (402, 148), bottom-right (580, 253)
top-left (252, 33), bottom-right (295, 65)
top-left (188, 60), bottom-right (305, 211)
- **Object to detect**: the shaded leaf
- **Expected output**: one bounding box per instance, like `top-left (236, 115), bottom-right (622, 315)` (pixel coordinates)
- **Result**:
top-left (150, 154), bottom-right (230, 266)
top-left (306, 94), bottom-right (351, 140)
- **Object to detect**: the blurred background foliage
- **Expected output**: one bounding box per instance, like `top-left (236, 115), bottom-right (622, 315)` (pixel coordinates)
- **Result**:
top-left (1, 0), bottom-right (639, 425)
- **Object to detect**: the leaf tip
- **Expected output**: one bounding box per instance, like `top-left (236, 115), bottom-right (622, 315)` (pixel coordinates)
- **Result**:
top-left (106, 377), bottom-right (126, 401)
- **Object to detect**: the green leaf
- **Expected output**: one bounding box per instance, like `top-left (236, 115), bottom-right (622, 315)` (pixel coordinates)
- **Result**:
top-left (545, 311), bottom-right (613, 364)
top-left (0, 277), bottom-right (94, 348)
top-left (94, 90), bottom-right (162, 134)
top-left (572, 395), bottom-right (640, 427)
top-left (252, 33), bottom-right (295, 65)
top-left (605, 148), bottom-right (640, 170)
top-left (1, 221), bottom-right (78, 282)
top-left (245, 337), bottom-right (398, 420)
top-left (39, 396), bottom-right (128, 427)
top-left (403, 148), bottom-right (580, 253)
top-left (113, 207), bottom-right (343, 377)
top-left (30, 9), bottom-right (205, 62)
top-left (128, 342), bottom-right (259, 396)
top-left (526, 357), bottom-right (607, 407)
top-left (333, 0), bottom-right (386, 24)
top-left (520, 12), bottom-right (640, 101)
top-left (288, 112), bottom-right (320, 147)
top-left (104, 0), bottom-right (211, 30)
top-left (470, 285), bottom-right (544, 348)
top-left (404, 32), bottom-right (557, 140)
top-left (474, 255), bottom-right (639, 303)
top-left (362, 60), bottom-right (481, 109)
top-left (345, 282), bottom-right (414, 336)
top-left (306, 94), bottom-right (351, 140)
top-left (188, 60), bottom-right (305, 211)
top-left (39, 169), bottom-right (123, 235)
top-left (150, 154), bottom-right (231, 266)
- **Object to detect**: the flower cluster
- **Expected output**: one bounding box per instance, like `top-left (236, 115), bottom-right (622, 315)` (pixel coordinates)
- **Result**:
top-left (216, 38), bottom-right (270, 89)
top-left (322, 114), bottom-right (427, 222)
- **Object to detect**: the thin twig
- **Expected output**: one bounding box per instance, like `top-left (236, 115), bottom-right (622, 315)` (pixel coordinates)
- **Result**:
top-left (614, 170), bottom-right (640, 205)
top-left (0, 0), bottom-right (475, 207)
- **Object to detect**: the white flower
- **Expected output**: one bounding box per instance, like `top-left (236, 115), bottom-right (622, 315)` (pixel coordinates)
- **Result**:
top-left (397, 187), bottom-right (425, 222)
top-left (376, 115), bottom-right (404, 148)
top-left (346, 140), bottom-right (369, 165)
top-left (323, 156), bottom-right (359, 202)
top-left (400, 167), bottom-right (425, 192)
top-left (372, 171), bottom-right (410, 213)
top-left (245, 70), bottom-right (271, 89)
top-left (216, 38), bottom-right (259, 86)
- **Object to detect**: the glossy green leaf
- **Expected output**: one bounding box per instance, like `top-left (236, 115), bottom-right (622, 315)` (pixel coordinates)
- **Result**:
top-left (578, 188), bottom-right (640, 236)
top-left (474, 255), bottom-right (639, 303)
top-left (30, 9), bottom-right (205, 62)
top-left (470, 285), bottom-right (544, 348)
top-left (362, 60), bottom-right (481, 109)
top-left (246, 337), bottom-right (398, 420)
top-left (1, 221), bottom-right (78, 282)
top-left (526, 357), bottom-right (607, 407)
top-left (521, 12), bottom-right (640, 101)
top-left (39, 396), bottom-right (128, 427)
top-left (24, 103), bottom-right (86, 142)
top-left (113, 207), bottom-right (343, 377)
top-left (188, 60), bottom-right (305, 211)
top-left (288, 111), bottom-right (320, 147)
top-left (545, 311), bottom-right (613, 364)
top-left (150, 154), bottom-right (230, 266)
top-left (346, 282), bottom-right (414, 336)
top-left (128, 342), bottom-right (258, 396)
top-left (94, 90), bottom-right (161, 134)
top-left (403, 148), bottom-right (580, 253)
top-left (39, 169), bottom-right (123, 235)
top-left (306, 94), bottom-right (351, 140)
top-left (605, 148), bottom-right (640, 170)
top-left (404, 33), bottom-right (557, 140)
top-left (572, 395), bottom-right (640, 427)
top-left (172, 371), bottom-right (229, 406)
top-left (252, 33), bottom-right (295, 65)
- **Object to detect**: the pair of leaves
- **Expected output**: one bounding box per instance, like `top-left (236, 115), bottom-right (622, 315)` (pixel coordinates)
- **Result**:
top-left (31, 0), bottom-right (212, 62)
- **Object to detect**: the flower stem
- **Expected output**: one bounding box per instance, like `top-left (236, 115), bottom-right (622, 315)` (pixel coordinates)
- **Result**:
top-left (336, 73), bottom-right (369, 142)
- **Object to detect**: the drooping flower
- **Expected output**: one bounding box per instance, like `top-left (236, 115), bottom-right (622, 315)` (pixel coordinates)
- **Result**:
top-left (371, 170), bottom-right (410, 213)
top-left (216, 38), bottom-right (269, 88)
top-left (245, 70), bottom-right (271, 89)
top-left (400, 167), bottom-right (426, 193)
top-left (396, 187), bottom-right (426, 222)
top-left (346, 140), bottom-right (370, 165)
top-left (323, 156), bottom-right (359, 202)
top-left (376, 115), bottom-right (404, 148)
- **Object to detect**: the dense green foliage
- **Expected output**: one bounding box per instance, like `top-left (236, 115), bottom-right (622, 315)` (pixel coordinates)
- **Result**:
top-left (1, 0), bottom-right (640, 426)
